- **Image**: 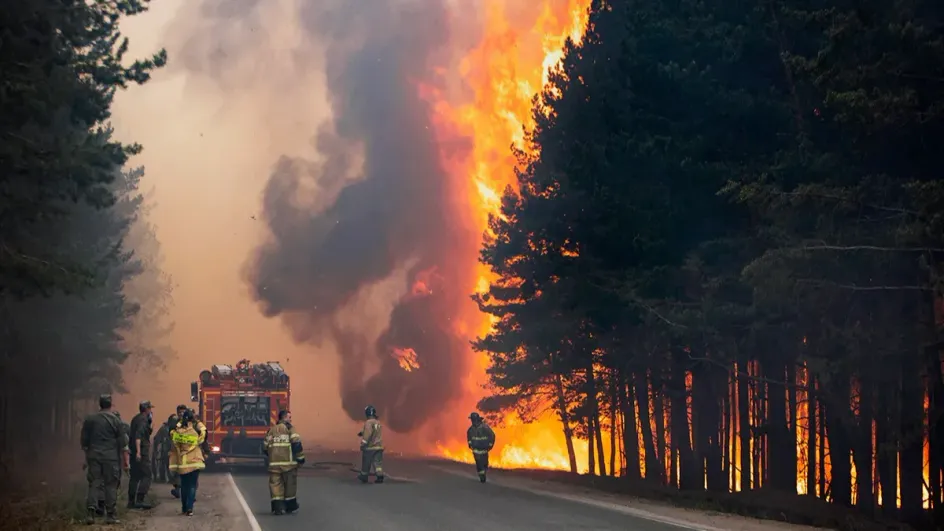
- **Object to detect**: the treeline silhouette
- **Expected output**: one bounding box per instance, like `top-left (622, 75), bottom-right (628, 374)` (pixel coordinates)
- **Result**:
top-left (473, 1), bottom-right (944, 529)
top-left (0, 1), bottom-right (172, 487)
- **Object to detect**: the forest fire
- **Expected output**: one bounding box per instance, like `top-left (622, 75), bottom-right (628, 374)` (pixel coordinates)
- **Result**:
top-left (422, 0), bottom-right (593, 470)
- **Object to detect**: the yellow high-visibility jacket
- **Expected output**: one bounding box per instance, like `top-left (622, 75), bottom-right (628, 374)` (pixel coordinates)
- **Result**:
top-left (169, 422), bottom-right (206, 474)
top-left (264, 421), bottom-right (304, 472)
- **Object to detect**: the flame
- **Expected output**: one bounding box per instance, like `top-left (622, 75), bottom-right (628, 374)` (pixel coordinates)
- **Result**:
top-left (420, 0), bottom-right (592, 470)
top-left (391, 347), bottom-right (420, 372)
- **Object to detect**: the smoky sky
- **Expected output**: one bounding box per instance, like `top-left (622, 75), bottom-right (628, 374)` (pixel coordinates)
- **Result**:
top-left (173, 0), bottom-right (476, 432)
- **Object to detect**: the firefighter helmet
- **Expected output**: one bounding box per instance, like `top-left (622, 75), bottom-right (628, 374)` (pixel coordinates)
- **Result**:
top-left (469, 412), bottom-right (482, 422)
top-left (365, 405), bottom-right (377, 418)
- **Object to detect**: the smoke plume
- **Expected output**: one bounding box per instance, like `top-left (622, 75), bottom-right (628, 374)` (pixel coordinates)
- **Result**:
top-left (211, 0), bottom-right (477, 433)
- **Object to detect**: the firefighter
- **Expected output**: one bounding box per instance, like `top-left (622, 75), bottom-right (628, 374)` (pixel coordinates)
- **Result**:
top-left (357, 405), bottom-right (384, 484)
top-left (263, 410), bottom-right (305, 515)
top-left (127, 400), bottom-right (154, 509)
top-left (467, 412), bottom-right (495, 483)
top-left (169, 404), bottom-right (187, 499)
top-left (81, 394), bottom-right (130, 525)
top-left (169, 408), bottom-right (206, 516)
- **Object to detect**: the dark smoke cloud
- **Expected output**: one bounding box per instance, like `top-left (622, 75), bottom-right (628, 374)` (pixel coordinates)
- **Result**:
top-left (166, 0), bottom-right (478, 433)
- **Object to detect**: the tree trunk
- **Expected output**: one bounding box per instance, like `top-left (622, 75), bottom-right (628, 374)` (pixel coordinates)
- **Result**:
top-left (767, 359), bottom-right (794, 492)
top-left (585, 365), bottom-right (607, 477)
top-left (587, 415), bottom-right (596, 476)
top-left (739, 358), bottom-right (752, 491)
top-left (554, 373), bottom-right (578, 474)
top-left (609, 373), bottom-right (617, 477)
top-left (824, 374), bottom-right (852, 506)
top-left (635, 370), bottom-right (662, 482)
top-left (899, 347), bottom-right (925, 522)
top-left (854, 377), bottom-right (875, 510)
top-left (620, 371), bottom-right (641, 479)
top-left (653, 371), bottom-right (667, 485)
top-left (807, 375), bottom-right (818, 498)
top-left (671, 351), bottom-right (698, 490)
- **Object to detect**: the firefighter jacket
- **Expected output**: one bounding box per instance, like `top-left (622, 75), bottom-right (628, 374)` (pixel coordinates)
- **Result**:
top-left (264, 421), bottom-right (304, 471)
top-left (169, 422), bottom-right (206, 474)
top-left (81, 410), bottom-right (129, 462)
top-left (360, 418), bottom-right (383, 451)
top-left (467, 422), bottom-right (496, 454)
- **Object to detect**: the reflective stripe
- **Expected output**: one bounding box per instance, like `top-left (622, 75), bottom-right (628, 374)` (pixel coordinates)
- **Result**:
top-left (472, 449), bottom-right (489, 455)
top-left (173, 433), bottom-right (199, 445)
top-left (271, 496), bottom-right (284, 501)
top-left (267, 461), bottom-right (297, 466)
top-left (365, 446), bottom-right (383, 451)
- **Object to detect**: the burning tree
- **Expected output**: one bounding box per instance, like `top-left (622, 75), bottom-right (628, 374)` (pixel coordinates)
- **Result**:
top-left (476, 0), bottom-right (944, 529)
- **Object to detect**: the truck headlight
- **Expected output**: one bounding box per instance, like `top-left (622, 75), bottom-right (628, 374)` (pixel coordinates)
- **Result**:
top-left (211, 445), bottom-right (221, 453)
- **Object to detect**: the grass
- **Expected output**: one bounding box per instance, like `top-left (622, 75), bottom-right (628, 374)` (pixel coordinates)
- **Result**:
top-left (0, 473), bottom-right (146, 531)
top-left (494, 468), bottom-right (920, 531)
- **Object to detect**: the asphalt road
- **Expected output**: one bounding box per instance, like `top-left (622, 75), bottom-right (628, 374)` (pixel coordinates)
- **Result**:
top-left (228, 456), bottom-right (698, 531)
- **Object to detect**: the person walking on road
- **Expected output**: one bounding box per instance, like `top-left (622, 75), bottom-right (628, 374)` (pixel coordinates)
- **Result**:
top-left (169, 408), bottom-right (205, 516)
top-left (81, 394), bottom-right (130, 525)
top-left (128, 400), bottom-right (154, 509)
top-left (357, 405), bottom-right (384, 484)
top-left (467, 412), bottom-right (496, 483)
top-left (169, 404), bottom-right (186, 499)
top-left (263, 410), bottom-right (305, 515)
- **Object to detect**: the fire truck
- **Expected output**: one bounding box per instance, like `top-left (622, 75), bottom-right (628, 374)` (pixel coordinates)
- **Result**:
top-left (189, 359), bottom-right (290, 466)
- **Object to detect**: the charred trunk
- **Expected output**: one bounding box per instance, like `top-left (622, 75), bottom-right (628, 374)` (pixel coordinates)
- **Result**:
top-left (671, 350), bottom-right (698, 490)
top-left (739, 358), bottom-right (752, 491)
top-left (824, 374), bottom-right (852, 506)
top-left (554, 373), bottom-right (578, 474)
top-left (620, 371), bottom-right (641, 479)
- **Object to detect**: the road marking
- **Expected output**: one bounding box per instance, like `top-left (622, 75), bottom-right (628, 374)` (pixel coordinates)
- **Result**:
top-left (227, 472), bottom-right (263, 531)
top-left (431, 465), bottom-right (723, 531)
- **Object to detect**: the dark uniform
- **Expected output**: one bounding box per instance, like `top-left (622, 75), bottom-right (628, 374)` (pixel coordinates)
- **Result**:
top-left (128, 402), bottom-right (154, 508)
top-left (152, 415), bottom-right (175, 483)
top-left (467, 412), bottom-right (496, 483)
top-left (81, 394), bottom-right (129, 524)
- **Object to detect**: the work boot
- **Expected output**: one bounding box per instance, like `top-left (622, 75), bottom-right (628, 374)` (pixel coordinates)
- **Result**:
top-left (285, 498), bottom-right (298, 514)
top-left (85, 508), bottom-right (96, 525)
top-left (105, 513), bottom-right (120, 525)
top-left (357, 474), bottom-right (369, 484)
top-left (479, 472), bottom-right (487, 483)
top-left (374, 476), bottom-right (384, 484)
top-left (134, 494), bottom-right (153, 510)
top-left (272, 500), bottom-right (285, 516)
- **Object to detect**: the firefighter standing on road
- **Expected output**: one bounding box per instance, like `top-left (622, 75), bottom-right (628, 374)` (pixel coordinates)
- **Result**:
top-left (263, 410), bottom-right (305, 515)
top-left (169, 404), bottom-right (187, 498)
top-left (357, 405), bottom-right (384, 484)
top-left (128, 400), bottom-right (154, 509)
top-left (467, 412), bottom-right (496, 483)
top-left (81, 394), bottom-right (130, 525)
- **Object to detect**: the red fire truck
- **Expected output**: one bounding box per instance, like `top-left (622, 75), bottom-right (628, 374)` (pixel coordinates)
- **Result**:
top-left (189, 359), bottom-right (290, 466)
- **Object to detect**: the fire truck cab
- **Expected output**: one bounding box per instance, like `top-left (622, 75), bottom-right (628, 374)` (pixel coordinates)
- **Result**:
top-left (190, 359), bottom-right (290, 466)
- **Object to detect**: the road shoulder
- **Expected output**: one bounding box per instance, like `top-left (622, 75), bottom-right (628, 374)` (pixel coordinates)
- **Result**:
top-left (123, 474), bottom-right (253, 531)
top-left (432, 463), bottom-right (820, 531)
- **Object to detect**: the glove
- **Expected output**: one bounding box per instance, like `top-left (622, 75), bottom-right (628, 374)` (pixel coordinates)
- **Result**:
top-left (357, 432), bottom-right (363, 437)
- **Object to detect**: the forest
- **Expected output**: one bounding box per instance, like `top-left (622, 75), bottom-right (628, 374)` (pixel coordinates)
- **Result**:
top-left (474, 0), bottom-right (944, 529)
top-left (0, 0), bottom-right (173, 487)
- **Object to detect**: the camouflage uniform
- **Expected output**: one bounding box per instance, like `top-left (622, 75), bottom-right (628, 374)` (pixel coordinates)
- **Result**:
top-left (81, 405), bottom-right (128, 522)
top-left (151, 418), bottom-right (173, 483)
top-left (358, 418), bottom-right (384, 483)
top-left (128, 410), bottom-right (153, 507)
top-left (263, 421), bottom-right (305, 514)
top-left (467, 419), bottom-right (496, 483)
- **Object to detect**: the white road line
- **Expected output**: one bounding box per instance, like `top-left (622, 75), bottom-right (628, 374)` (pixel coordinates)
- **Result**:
top-left (227, 472), bottom-right (263, 531)
top-left (430, 465), bottom-right (724, 531)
